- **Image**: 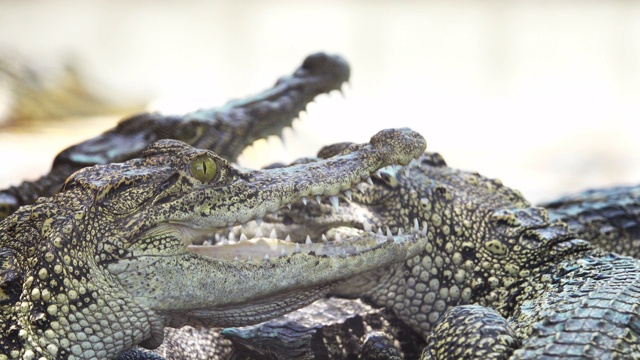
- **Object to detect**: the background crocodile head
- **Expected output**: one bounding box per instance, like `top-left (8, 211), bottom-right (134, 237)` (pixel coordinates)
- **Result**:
top-left (0, 128), bottom-right (425, 359)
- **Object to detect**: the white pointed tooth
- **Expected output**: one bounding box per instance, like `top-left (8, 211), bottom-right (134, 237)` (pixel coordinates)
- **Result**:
top-left (315, 195), bottom-right (322, 204)
top-left (301, 197), bottom-right (308, 206)
top-left (375, 170), bottom-right (382, 177)
top-left (228, 232), bottom-right (236, 242)
top-left (285, 234), bottom-right (291, 242)
top-left (366, 177), bottom-right (374, 186)
top-left (214, 234), bottom-right (221, 242)
top-left (295, 243), bottom-right (301, 253)
top-left (255, 218), bottom-right (263, 227)
top-left (322, 234), bottom-right (328, 242)
top-left (335, 233), bottom-right (342, 242)
top-left (344, 190), bottom-right (352, 201)
top-left (287, 204), bottom-right (292, 210)
top-left (363, 222), bottom-right (372, 232)
top-left (305, 235), bottom-right (312, 245)
top-left (255, 228), bottom-right (264, 238)
top-left (386, 227), bottom-right (393, 240)
top-left (220, 239), bottom-right (229, 245)
top-left (397, 228), bottom-right (403, 236)
top-left (264, 254), bottom-right (270, 261)
top-left (329, 196), bottom-right (339, 210)
top-left (240, 233), bottom-right (248, 242)
top-left (234, 256), bottom-right (239, 262)
top-left (269, 229), bottom-right (278, 239)
top-left (421, 222), bottom-right (428, 236)
top-left (247, 256), bottom-right (252, 262)
top-left (413, 218), bottom-right (420, 232)
top-left (377, 228), bottom-right (383, 236)
top-left (280, 248), bottom-right (286, 257)
top-left (203, 240), bottom-right (212, 246)
top-left (356, 183), bottom-right (366, 193)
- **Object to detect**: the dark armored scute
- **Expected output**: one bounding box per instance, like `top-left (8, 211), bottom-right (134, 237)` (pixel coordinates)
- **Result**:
top-left (219, 297), bottom-right (425, 360)
top-left (0, 128), bottom-right (427, 360)
top-left (542, 184), bottom-right (640, 258)
top-left (223, 297), bottom-right (405, 360)
top-left (0, 52), bottom-right (350, 219)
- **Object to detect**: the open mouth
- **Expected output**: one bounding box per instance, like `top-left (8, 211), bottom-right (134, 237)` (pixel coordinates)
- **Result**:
top-left (184, 163), bottom-right (426, 262)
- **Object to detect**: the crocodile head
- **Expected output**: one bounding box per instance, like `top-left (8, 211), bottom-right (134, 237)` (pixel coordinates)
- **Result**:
top-left (0, 128), bottom-right (425, 359)
top-left (51, 52), bottom-right (350, 171)
top-left (251, 148), bottom-right (592, 337)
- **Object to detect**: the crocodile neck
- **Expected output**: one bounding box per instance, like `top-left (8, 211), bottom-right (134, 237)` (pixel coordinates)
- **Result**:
top-left (1, 196), bottom-right (164, 358)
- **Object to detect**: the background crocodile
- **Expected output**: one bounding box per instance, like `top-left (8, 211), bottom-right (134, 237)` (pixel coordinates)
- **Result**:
top-left (0, 128), bottom-right (427, 359)
top-left (0, 51), bottom-right (350, 220)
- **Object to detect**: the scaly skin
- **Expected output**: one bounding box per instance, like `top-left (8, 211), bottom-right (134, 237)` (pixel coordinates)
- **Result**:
top-left (245, 145), bottom-right (640, 359)
top-left (222, 297), bottom-right (406, 360)
top-left (220, 297), bottom-right (425, 360)
top-left (0, 128), bottom-right (427, 360)
top-left (542, 184), bottom-right (640, 258)
top-left (0, 52), bottom-right (350, 220)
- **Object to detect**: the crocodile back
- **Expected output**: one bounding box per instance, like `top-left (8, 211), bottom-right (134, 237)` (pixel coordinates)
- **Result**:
top-left (544, 185), bottom-right (640, 258)
top-left (511, 253), bottom-right (640, 359)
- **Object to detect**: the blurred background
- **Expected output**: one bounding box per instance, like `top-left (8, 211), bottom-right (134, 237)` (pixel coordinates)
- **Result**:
top-left (0, 0), bottom-right (639, 203)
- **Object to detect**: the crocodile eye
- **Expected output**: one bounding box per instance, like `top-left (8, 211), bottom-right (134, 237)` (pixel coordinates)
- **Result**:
top-left (189, 156), bottom-right (218, 182)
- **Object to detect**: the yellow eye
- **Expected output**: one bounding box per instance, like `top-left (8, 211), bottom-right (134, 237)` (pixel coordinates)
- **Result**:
top-left (189, 156), bottom-right (217, 182)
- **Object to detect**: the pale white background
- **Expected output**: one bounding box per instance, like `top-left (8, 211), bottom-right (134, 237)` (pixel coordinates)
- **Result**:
top-left (1, 0), bottom-right (639, 203)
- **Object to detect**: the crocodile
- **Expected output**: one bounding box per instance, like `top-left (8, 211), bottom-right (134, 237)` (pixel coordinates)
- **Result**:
top-left (0, 128), bottom-right (427, 360)
top-left (217, 142), bottom-right (640, 359)
top-left (0, 51), bottom-right (350, 220)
